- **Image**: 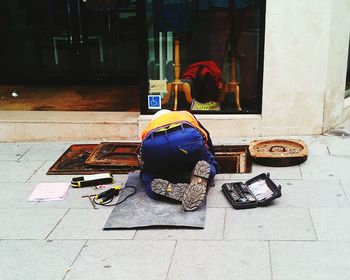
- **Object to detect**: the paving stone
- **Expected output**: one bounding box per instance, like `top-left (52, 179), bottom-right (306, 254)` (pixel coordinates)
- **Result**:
top-left (168, 241), bottom-right (270, 280)
top-left (0, 143), bottom-right (31, 152)
top-left (272, 179), bottom-right (348, 208)
top-left (231, 164), bottom-right (302, 180)
top-left (1, 134), bottom-right (350, 279)
top-left (49, 208), bottom-right (135, 240)
top-left (270, 241), bottom-right (350, 280)
top-left (0, 154), bottom-right (23, 160)
top-left (340, 179), bottom-right (350, 204)
top-left (19, 142), bottom-right (71, 161)
top-left (28, 160), bottom-right (131, 184)
top-left (334, 119), bottom-right (350, 133)
top-left (0, 208), bottom-right (67, 239)
top-left (0, 143), bottom-right (31, 160)
top-left (33, 185), bottom-right (116, 209)
top-left (213, 178), bottom-right (348, 209)
top-left (206, 181), bottom-right (232, 208)
top-left (301, 135), bottom-right (329, 155)
top-left (27, 161), bottom-right (77, 183)
top-left (114, 173), bottom-right (131, 181)
top-left (300, 155), bottom-right (350, 179)
top-left (214, 137), bottom-right (255, 145)
top-left (227, 136), bottom-right (327, 181)
top-left (134, 208), bottom-right (225, 240)
top-left (216, 136), bottom-right (328, 156)
top-left (224, 208), bottom-right (316, 240)
top-left (0, 160), bottom-right (45, 183)
top-left (326, 137), bottom-right (350, 156)
top-left (214, 173), bottom-right (231, 180)
top-left (65, 240), bottom-right (175, 280)
top-left (325, 120), bottom-right (350, 138)
top-left (0, 240), bottom-right (85, 280)
top-left (30, 175), bottom-right (133, 209)
top-left (310, 208), bottom-right (350, 240)
top-left (0, 182), bottom-right (38, 208)
top-left (34, 187), bottom-right (96, 209)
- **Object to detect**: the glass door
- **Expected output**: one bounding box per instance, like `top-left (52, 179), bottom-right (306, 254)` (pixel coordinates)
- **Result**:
top-left (78, 0), bottom-right (137, 83)
top-left (0, 0), bottom-right (138, 84)
top-left (0, 0), bottom-right (75, 82)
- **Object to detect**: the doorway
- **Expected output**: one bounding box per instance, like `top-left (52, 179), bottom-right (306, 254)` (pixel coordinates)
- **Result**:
top-left (0, 0), bottom-right (139, 111)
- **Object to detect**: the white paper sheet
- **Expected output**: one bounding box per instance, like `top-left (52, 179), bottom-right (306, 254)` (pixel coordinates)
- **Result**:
top-left (28, 182), bottom-right (70, 201)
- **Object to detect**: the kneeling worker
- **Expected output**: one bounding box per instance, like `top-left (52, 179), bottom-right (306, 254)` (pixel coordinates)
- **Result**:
top-left (139, 109), bottom-right (219, 211)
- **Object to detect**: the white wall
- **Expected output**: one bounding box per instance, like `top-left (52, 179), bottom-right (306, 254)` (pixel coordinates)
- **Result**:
top-left (261, 0), bottom-right (350, 135)
top-left (261, 0), bottom-right (331, 135)
top-left (323, 0), bottom-right (350, 131)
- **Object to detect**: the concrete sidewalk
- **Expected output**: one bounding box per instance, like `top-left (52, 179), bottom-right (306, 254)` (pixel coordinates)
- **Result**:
top-left (1, 121), bottom-right (350, 280)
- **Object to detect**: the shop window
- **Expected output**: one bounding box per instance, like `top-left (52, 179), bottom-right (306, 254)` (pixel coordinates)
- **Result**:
top-left (0, 0), bottom-right (138, 85)
top-left (140, 0), bottom-right (265, 114)
top-left (345, 36), bottom-right (350, 99)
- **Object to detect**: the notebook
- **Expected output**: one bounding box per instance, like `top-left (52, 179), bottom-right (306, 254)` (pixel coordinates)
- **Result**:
top-left (28, 182), bottom-right (70, 201)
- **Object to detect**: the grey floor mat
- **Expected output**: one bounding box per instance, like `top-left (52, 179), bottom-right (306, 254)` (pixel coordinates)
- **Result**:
top-left (104, 172), bottom-right (206, 229)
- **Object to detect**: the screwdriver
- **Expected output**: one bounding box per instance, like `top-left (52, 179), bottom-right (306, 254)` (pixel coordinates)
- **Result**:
top-left (95, 186), bottom-right (122, 203)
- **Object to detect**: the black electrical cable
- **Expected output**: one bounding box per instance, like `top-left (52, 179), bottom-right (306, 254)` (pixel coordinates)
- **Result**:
top-left (92, 186), bottom-right (137, 206)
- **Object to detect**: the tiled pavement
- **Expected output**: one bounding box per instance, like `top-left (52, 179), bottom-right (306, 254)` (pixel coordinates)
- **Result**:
top-left (1, 121), bottom-right (350, 280)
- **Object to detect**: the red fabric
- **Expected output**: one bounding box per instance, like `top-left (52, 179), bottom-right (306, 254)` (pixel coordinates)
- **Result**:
top-left (182, 60), bottom-right (223, 89)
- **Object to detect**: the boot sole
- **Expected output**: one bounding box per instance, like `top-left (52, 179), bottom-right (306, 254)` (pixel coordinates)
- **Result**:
top-left (151, 179), bottom-right (188, 201)
top-left (182, 160), bottom-right (210, 211)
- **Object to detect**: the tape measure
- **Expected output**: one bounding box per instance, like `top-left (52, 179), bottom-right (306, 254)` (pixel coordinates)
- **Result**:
top-left (71, 173), bottom-right (114, 188)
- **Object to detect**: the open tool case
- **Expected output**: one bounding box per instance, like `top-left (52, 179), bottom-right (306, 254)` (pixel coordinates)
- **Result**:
top-left (221, 173), bottom-right (282, 209)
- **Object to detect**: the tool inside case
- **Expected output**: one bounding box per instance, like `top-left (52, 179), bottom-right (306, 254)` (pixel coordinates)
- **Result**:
top-left (221, 173), bottom-right (282, 209)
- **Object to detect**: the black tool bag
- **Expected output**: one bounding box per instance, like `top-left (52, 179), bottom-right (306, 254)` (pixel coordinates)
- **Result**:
top-left (221, 173), bottom-right (282, 209)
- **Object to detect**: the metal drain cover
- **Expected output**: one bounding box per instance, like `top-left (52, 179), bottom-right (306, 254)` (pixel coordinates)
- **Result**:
top-left (249, 139), bottom-right (308, 167)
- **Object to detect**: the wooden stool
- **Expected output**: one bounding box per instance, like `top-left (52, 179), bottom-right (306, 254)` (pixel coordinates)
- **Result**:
top-left (218, 55), bottom-right (242, 111)
top-left (161, 38), bottom-right (192, 111)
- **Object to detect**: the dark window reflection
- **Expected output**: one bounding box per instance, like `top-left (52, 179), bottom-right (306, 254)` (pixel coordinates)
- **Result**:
top-left (0, 0), bottom-right (138, 84)
top-left (145, 0), bottom-right (265, 114)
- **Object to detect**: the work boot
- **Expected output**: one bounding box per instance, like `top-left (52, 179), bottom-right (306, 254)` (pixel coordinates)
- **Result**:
top-left (151, 179), bottom-right (189, 201)
top-left (182, 160), bottom-right (210, 211)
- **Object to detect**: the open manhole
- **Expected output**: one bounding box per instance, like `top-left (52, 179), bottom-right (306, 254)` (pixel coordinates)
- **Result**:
top-left (47, 143), bottom-right (251, 175)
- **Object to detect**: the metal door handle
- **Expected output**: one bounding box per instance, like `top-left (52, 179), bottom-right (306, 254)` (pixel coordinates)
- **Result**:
top-left (77, 0), bottom-right (83, 43)
top-left (66, 0), bottom-right (73, 43)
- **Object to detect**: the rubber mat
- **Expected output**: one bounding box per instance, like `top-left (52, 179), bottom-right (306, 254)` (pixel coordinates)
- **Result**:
top-left (104, 172), bottom-right (206, 229)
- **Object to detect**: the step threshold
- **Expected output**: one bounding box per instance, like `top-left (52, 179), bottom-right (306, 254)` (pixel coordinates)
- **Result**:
top-left (0, 111), bottom-right (140, 142)
top-left (0, 111), bottom-right (263, 142)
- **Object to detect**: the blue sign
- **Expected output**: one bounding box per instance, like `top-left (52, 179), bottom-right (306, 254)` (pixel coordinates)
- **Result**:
top-left (148, 95), bottom-right (162, 109)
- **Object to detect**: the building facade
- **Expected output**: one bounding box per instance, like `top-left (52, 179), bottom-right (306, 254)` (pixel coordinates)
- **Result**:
top-left (0, 0), bottom-right (349, 142)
